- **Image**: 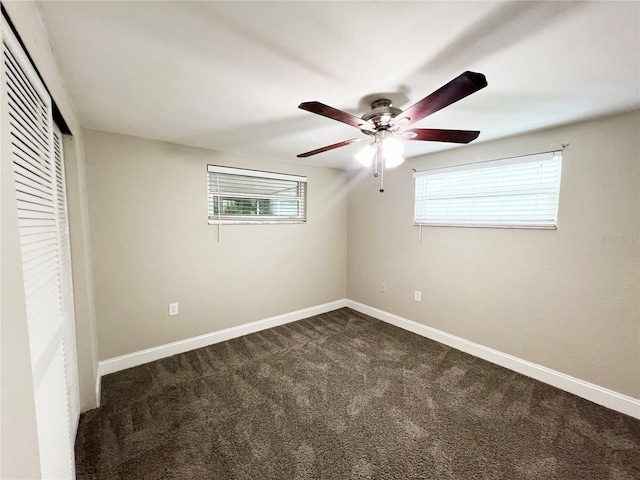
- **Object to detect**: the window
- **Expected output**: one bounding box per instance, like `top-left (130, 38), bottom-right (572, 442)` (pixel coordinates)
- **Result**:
top-left (207, 165), bottom-right (307, 224)
top-left (414, 151), bottom-right (562, 229)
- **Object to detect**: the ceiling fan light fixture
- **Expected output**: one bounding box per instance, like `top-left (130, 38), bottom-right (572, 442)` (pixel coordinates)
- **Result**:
top-left (381, 136), bottom-right (405, 168)
top-left (354, 143), bottom-right (375, 167)
top-left (394, 117), bottom-right (409, 128)
top-left (402, 131), bottom-right (418, 139)
top-left (384, 155), bottom-right (405, 168)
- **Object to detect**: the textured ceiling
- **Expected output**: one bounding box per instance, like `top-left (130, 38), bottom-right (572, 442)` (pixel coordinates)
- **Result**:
top-left (35, 1), bottom-right (640, 170)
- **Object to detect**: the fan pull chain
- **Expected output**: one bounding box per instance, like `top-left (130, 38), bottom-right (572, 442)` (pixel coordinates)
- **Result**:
top-left (373, 136), bottom-right (380, 179)
top-left (372, 137), bottom-right (384, 192)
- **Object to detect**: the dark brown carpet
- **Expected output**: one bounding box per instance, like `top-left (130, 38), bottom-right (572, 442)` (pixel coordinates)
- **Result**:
top-left (76, 308), bottom-right (640, 479)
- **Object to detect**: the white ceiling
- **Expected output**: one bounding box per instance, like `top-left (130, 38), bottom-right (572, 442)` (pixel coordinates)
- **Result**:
top-left (35, 1), bottom-right (640, 170)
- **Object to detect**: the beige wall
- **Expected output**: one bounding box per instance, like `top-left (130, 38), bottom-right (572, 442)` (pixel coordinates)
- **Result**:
top-left (84, 130), bottom-right (348, 360)
top-left (347, 110), bottom-right (640, 398)
top-left (62, 133), bottom-right (100, 411)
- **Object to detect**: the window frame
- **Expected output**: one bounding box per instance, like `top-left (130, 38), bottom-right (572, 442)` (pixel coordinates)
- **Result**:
top-left (413, 151), bottom-right (563, 230)
top-left (207, 165), bottom-right (307, 225)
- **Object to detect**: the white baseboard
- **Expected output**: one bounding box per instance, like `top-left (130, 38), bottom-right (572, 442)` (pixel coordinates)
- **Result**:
top-left (96, 298), bottom-right (639, 420)
top-left (98, 299), bottom-right (347, 379)
top-left (346, 300), bottom-right (640, 420)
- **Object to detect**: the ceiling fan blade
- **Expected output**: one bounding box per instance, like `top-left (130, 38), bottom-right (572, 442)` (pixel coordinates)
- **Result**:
top-left (299, 101), bottom-right (374, 132)
top-left (297, 138), bottom-right (364, 158)
top-left (395, 71), bottom-right (487, 128)
top-left (402, 128), bottom-right (480, 144)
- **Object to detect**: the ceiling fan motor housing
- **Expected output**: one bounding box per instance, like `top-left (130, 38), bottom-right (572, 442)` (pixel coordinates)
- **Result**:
top-left (361, 99), bottom-right (402, 132)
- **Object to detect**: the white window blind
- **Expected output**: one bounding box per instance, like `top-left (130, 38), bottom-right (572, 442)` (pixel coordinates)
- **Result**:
top-left (207, 165), bottom-right (307, 224)
top-left (3, 16), bottom-right (77, 478)
top-left (414, 151), bottom-right (563, 229)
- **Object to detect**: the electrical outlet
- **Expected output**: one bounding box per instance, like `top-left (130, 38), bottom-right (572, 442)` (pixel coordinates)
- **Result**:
top-left (169, 303), bottom-right (179, 316)
top-left (380, 283), bottom-right (387, 293)
top-left (414, 290), bottom-right (421, 302)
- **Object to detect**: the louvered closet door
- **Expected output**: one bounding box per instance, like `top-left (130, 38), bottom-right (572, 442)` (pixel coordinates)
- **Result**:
top-left (3, 18), bottom-right (78, 479)
top-left (54, 123), bottom-right (81, 439)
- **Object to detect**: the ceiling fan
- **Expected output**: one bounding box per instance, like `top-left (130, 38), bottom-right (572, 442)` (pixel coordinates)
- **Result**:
top-left (297, 71), bottom-right (488, 191)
